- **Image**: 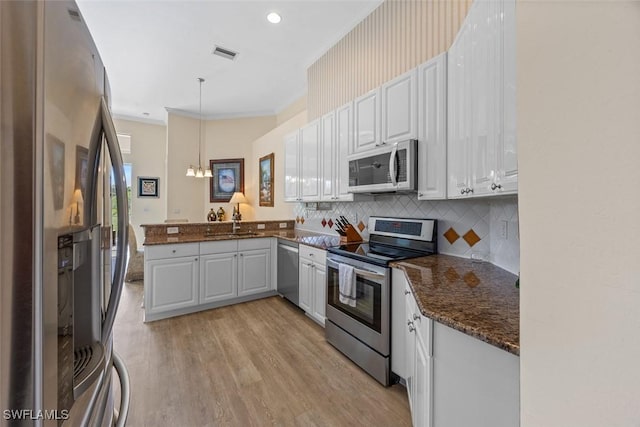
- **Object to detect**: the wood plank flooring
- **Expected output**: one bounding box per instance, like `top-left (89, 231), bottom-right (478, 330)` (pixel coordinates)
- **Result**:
top-left (113, 282), bottom-right (412, 427)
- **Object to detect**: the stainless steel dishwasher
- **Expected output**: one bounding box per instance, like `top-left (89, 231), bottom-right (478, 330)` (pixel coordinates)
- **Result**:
top-left (277, 239), bottom-right (299, 306)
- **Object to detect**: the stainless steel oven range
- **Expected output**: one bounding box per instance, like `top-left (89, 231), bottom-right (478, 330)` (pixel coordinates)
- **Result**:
top-left (326, 216), bottom-right (437, 386)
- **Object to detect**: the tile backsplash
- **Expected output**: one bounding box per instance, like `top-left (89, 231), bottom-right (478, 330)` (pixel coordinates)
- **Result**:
top-left (294, 194), bottom-right (520, 274)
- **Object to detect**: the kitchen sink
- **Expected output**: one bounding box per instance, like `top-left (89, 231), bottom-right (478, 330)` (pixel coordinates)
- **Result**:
top-left (226, 232), bottom-right (261, 237)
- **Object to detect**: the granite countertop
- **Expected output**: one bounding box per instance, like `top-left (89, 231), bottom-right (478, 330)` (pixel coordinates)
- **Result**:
top-left (391, 255), bottom-right (519, 355)
top-left (143, 229), bottom-right (342, 251)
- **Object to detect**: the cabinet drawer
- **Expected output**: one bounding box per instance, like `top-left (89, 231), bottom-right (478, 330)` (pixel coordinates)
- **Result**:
top-left (238, 237), bottom-right (272, 251)
top-left (145, 243), bottom-right (199, 261)
top-left (299, 244), bottom-right (326, 266)
top-left (200, 240), bottom-right (238, 255)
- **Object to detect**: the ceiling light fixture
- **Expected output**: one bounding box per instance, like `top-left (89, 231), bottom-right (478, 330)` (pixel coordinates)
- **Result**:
top-left (186, 77), bottom-right (212, 178)
top-left (266, 12), bottom-right (281, 24)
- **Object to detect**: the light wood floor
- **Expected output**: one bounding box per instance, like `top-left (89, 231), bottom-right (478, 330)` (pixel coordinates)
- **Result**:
top-left (113, 282), bottom-right (412, 427)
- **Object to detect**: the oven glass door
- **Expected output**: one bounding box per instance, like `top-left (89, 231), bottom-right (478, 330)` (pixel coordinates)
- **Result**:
top-left (327, 262), bottom-right (383, 333)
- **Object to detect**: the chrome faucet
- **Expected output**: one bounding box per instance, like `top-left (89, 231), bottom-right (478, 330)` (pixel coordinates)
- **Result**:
top-left (232, 218), bottom-right (241, 233)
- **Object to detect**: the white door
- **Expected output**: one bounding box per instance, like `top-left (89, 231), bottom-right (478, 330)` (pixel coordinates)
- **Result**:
top-left (238, 249), bottom-right (271, 297)
top-left (353, 88), bottom-right (380, 153)
top-left (298, 260), bottom-right (312, 314)
top-left (283, 131), bottom-right (300, 201)
top-left (300, 120), bottom-right (320, 201)
top-left (447, 21), bottom-right (473, 198)
top-left (147, 257), bottom-right (198, 313)
top-left (381, 69), bottom-right (418, 143)
top-left (418, 53), bottom-right (448, 200)
top-left (320, 112), bottom-right (335, 201)
top-left (312, 263), bottom-right (326, 326)
top-left (200, 252), bottom-right (237, 303)
top-left (335, 102), bottom-right (354, 201)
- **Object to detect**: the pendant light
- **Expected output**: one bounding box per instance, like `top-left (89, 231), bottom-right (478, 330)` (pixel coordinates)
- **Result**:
top-left (186, 77), bottom-right (213, 178)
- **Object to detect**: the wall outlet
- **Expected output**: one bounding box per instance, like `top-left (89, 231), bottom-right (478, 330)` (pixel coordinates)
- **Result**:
top-left (167, 227), bottom-right (179, 234)
top-left (279, 222), bottom-right (288, 228)
top-left (257, 224), bottom-right (266, 230)
top-left (500, 220), bottom-right (508, 239)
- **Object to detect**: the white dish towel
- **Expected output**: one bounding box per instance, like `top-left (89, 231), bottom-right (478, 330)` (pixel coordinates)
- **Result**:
top-left (338, 264), bottom-right (357, 307)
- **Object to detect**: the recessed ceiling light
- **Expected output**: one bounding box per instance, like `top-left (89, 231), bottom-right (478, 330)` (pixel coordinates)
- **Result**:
top-left (267, 12), bottom-right (281, 24)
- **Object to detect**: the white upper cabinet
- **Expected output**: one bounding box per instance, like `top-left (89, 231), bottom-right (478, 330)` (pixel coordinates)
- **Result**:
top-left (283, 130), bottom-right (301, 202)
top-left (300, 119), bottom-right (321, 201)
top-left (320, 111), bottom-right (335, 201)
top-left (447, 0), bottom-right (517, 198)
top-left (353, 88), bottom-right (381, 153)
top-left (417, 53), bottom-right (448, 200)
top-left (335, 102), bottom-right (355, 201)
top-left (381, 68), bottom-right (418, 144)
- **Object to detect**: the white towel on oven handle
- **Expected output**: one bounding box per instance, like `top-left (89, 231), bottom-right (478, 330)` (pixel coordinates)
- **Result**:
top-left (338, 264), bottom-right (357, 307)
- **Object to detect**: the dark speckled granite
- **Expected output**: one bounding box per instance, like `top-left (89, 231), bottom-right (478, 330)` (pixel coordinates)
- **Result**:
top-left (143, 228), bottom-right (341, 251)
top-left (391, 255), bottom-right (519, 355)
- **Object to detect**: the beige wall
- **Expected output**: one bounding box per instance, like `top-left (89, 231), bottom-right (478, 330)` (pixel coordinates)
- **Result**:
top-left (307, 0), bottom-right (472, 119)
top-left (276, 95), bottom-right (306, 126)
top-left (114, 118), bottom-right (167, 249)
top-left (250, 111), bottom-right (307, 221)
top-left (518, 1), bottom-right (640, 425)
top-left (203, 116), bottom-right (277, 221)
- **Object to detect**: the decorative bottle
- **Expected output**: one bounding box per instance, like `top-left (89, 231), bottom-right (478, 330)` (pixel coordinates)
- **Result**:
top-left (216, 207), bottom-right (225, 222)
top-left (207, 208), bottom-right (216, 222)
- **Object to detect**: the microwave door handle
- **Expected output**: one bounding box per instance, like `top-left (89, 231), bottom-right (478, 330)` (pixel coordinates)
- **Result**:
top-left (389, 143), bottom-right (398, 186)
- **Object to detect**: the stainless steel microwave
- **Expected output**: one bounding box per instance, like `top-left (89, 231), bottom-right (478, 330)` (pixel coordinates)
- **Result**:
top-left (347, 139), bottom-right (417, 193)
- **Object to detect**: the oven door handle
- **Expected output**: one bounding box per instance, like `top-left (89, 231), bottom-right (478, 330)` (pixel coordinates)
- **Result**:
top-left (353, 267), bottom-right (386, 280)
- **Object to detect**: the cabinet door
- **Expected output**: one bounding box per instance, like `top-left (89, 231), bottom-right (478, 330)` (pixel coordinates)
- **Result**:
top-left (405, 295), bottom-right (416, 409)
top-left (391, 269), bottom-right (407, 378)
top-left (418, 53), bottom-right (448, 200)
top-left (284, 131), bottom-right (300, 201)
top-left (353, 88), bottom-right (380, 153)
top-left (497, 0), bottom-right (517, 194)
top-left (381, 69), bottom-right (418, 144)
top-left (335, 102), bottom-right (354, 201)
top-left (471, 0), bottom-right (499, 196)
top-left (447, 21), bottom-right (473, 198)
top-left (238, 249), bottom-right (271, 297)
top-left (414, 318), bottom-right (434, 427)
top-left (200, 252), bottom-right (237, 303)
top-left (298, 260), bottom-right (312, 314)
top-left (300, 120), bottom-right (320, 200)
top-left (311, 263), bottom-right (326, 326)
top-left (146, 256), bottom-right (198, 314)
top-left (320, 112), bottom-right (335, 201)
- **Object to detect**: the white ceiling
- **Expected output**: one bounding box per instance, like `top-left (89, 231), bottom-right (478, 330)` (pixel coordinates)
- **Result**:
top-left (76, 0), bottom-right (383, 124)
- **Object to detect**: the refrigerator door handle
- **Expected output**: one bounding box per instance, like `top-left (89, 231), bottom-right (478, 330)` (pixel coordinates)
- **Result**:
top-left (100, 97), bottom-right (129, 344)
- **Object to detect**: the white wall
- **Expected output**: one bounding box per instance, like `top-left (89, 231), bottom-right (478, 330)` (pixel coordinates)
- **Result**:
top-left (113, 118), bottom-right (167, 249)
top-left (518, 1), bottom-right (640, 425)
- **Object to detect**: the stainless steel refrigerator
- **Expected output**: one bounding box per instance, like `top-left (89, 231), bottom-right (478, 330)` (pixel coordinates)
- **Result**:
top-left (1, 1), bottom-right (131, 425)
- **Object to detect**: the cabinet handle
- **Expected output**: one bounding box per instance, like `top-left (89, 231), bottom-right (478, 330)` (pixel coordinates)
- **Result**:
top-left (195, 258), bottom-right (198, 261)
top-left (491, 183), bottom-right (502, 191)
top-left (408, 322), bottom-right (415, 333)
top-left (460, 188), bottom-right (466, 195)
top-left (404, 290), bottom-right (411, 295)
top-left (172, 250), bottom-right (176, 253)
top-left (240, 253), bottom-right (244, 257)
top-left (234, 254), bottom-right (237, 257)
top-left (418, 193), bottom-right (424, 197)
top-left (407, 319), bottom-right (413, 326)
top-left (413, 313), bottom-right (420, 321)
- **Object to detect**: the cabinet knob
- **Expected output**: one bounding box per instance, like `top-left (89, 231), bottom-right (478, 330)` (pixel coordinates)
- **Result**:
top-left (240, 253), bottom-right (244, 257)
top-left (404, 290), bottom-right (411, 295)
top-left (407, 319), bottom-right (413, 326)
top-left (408, 323), bottom-right (415, 333)
top-left (234, 254), bottom-right (237, 257)
top-left (418, 193), bottom-right (424, 197)
top-left (195, 258), bottom-right (198, 261)
top-left (491, 183), bottom-right (502, 191)
top-left (413, 313), bottom-right (420, 321)
top-left (460, 188), bottom-right (466, 195)
top-left (172, 250), bottom-right (176, 253)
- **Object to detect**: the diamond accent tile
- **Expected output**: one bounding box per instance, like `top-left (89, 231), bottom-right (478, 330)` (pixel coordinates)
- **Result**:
top-left (300, 216), bottom-right (305, 224)
top-left (321, 218), bottom-right (327, 228)
top-left (463, 272), bottom-right (480, 288)
top-left (295, 216), bottom-right (300, 224)
top-left (357, 221), bottom-right (366, 232)
top-left (327, 219), bottom-right (334, 229)
top-left (443, 227), bottom-right (460, 245)
top-left (463, 229), bottom-right (481, 247)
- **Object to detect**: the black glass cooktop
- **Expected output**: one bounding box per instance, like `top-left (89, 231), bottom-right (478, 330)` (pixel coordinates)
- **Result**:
top-left (327, 242), bottom-right (433, 267)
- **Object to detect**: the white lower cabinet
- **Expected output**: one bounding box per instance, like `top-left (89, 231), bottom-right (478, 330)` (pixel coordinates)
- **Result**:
top-left (298, 244), bottom-right (326, 326)
top-left (392, 268), bottom-right (519, 427)
top-left (200, 252), bottom-right (237, 304)
top-left (144, 238), bottom-right (274, 322)
top-left (146, 256), bottom-right (199, 314)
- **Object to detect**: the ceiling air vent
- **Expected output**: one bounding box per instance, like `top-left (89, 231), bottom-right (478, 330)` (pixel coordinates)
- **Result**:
top-left (67, 9), bottom-right (81, 22)
top-left (212, 45), bottom-right (238, 61)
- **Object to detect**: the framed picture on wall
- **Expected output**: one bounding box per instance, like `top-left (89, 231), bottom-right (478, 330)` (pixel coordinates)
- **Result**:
top-left (210, 158), bottom-right (244, 202)
top-left (259, 153), bottom-right (274, 207)
top-left (138, 177), bottom-right (159, 198)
